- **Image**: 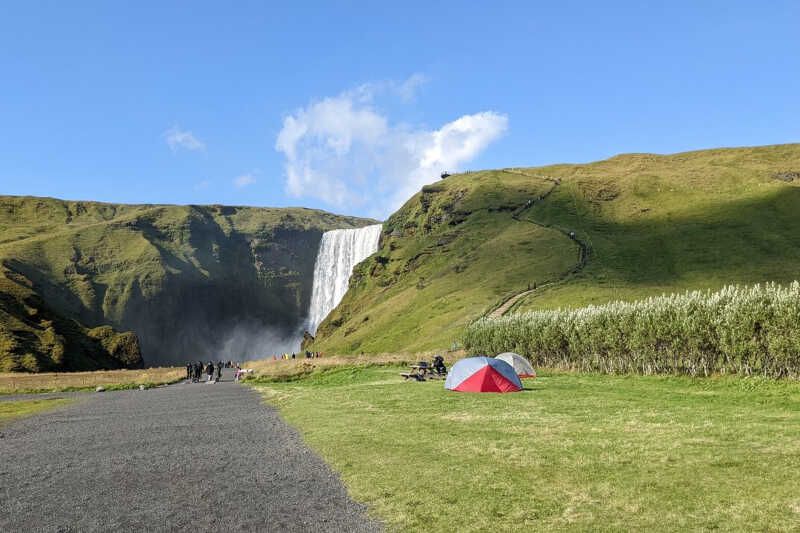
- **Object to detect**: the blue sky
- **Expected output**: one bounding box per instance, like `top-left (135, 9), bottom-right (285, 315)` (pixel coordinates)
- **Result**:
top-left (1, 1), bottom-right (798, 218)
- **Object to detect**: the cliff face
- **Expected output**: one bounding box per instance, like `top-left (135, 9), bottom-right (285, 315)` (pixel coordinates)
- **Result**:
top-left (0, 265), bottom-right (144, 372)
top-left (0, 196), bottom-right (374, 370)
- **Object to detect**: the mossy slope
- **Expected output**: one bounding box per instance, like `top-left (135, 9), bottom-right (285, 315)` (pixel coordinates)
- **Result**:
top-left (0, 266), bottom-right (142, 371)
top-left (0, 196), bottom-right (373, 369)
top-left (311, 143), bottom-right (800, 354)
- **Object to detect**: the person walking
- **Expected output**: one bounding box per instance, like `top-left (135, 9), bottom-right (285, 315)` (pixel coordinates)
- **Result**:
top-left (206, 361), bottom-right (214, 382)
top-left (214, 361), bottom-right (222, 382)
top-left (193, 361), bottom-right (202, 383)
top-left (186, 362), bottom-right (192, 381)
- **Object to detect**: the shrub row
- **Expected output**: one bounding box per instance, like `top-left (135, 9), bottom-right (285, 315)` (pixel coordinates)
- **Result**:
top-left (463, 283), bottom-right (800, 378)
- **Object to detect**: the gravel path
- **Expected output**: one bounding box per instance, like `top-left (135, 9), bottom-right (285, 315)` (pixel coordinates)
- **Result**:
top-left (0, 372), bottom-right (380, 532)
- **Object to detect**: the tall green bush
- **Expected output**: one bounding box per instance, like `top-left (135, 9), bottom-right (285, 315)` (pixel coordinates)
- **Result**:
top-left (463, 283), bottom-right (800, 377)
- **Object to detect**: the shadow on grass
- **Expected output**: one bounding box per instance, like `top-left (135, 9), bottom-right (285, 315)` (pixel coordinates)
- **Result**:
top-left (529, 184), bottom-right (800, 286)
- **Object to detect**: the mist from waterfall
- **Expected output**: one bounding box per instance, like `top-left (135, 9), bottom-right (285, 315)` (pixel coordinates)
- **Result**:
top-left (306, 224), bottom-right (382, 335)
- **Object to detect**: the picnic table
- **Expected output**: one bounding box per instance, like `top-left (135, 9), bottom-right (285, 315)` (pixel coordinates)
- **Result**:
top-left (401, 362), bottom-right (445, 381)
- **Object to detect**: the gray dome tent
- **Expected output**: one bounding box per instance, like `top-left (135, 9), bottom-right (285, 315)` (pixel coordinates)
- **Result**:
top-left (495, 352), bottom-right (536, 378)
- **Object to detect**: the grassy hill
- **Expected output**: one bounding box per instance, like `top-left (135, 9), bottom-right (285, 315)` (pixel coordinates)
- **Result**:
top-left (0, 196), bottom-right (373, 370)
top-left (310, 143), bottom-right (800, 354)
top-left (0, 266), bottom-right (143, 372)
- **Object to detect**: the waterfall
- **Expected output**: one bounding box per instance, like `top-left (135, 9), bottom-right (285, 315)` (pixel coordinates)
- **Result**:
top-left (306, 224), bottom-right (382, 335)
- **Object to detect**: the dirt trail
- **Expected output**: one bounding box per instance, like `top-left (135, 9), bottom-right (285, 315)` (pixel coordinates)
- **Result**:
top-left (489, 288), bottom-right (537, 318)
top-left (486, 170), bottom-right (590, 318)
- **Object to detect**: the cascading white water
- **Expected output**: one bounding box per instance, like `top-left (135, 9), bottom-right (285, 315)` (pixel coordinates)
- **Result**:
top-left (306, 224), bottom-right (382, 335)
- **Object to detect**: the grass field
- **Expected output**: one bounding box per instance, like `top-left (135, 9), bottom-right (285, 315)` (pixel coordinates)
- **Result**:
top-left (0, 367), bottom-right (185, 394)
top-left (0, 398), bottom-right (72, 426)
top-left (255, 366), bottom-right (800, 532)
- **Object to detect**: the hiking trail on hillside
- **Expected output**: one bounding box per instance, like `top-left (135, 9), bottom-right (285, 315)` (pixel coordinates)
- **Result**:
top-left (487, 170), bottom-right (591, 318)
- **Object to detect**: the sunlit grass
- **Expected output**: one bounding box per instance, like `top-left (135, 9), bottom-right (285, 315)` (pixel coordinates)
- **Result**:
top-left (0, 367), bottom-right (185, 394)
top-left (314, 144), bottom-right (800, 355)
top-left (242, 352), bottom-right (462, 383)
top-left (0, 398), bottom-right (73, 426)
top-left (256, 366), bottom-right (800, 532)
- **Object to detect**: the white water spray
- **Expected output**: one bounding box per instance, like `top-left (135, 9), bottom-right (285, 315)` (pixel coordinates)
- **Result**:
top-left (306, 224), bottom-right (382, 335)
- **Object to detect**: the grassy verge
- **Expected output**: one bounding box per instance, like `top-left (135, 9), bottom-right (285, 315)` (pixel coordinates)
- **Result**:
top-left (0, 398), bottom-right (73, 426)
top-left (241, 352), bottom-right (463, 383)
top-left (255, 366), bottom-right (800, 532)
top-left (0, 367), bottom-right (185, 394)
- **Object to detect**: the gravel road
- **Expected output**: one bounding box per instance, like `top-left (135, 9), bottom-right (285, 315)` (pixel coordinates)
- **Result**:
top-left (0, 372), bottom-right (380, 532)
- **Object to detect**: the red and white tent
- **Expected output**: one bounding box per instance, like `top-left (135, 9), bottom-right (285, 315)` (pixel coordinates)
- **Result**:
top-left (444, 357), bottom-right (523, 393)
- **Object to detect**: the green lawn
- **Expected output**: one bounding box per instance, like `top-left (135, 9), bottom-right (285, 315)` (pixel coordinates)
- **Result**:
top-left (256, 367), bottom-right (800, 532)
top-left (0, 398), bottom-right (72, 426)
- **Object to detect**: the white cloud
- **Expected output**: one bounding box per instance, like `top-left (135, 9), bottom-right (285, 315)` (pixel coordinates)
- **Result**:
top-left (395, 73), bottom-right (428, 102)
top-left (234, 173), bottom-right (256, 188)
top-left (275, 80), bottom-right (507, 217)
top-left (164, 125), bottom-right (205, 152)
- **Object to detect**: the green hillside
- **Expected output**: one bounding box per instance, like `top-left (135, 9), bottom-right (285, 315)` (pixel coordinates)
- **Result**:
top-left (0, 196), bottom-right (373, 370)
top-left (311, 143), bottom-right (800, 354)
top-left (0, 266), bottom-right (142, 372)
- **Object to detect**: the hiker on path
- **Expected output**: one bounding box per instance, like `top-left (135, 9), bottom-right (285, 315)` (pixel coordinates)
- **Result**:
top-left (215, 361), bottom-right (222, 382)
top-left (186, 362), bottom-right (192, 381)
top-left (206, 362), bottom-right (214, 382)
top-left (193, 361), bottom-right (202, 383)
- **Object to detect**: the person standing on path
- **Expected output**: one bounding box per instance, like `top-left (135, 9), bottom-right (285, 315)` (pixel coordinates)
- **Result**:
top-left (206, 361), bottom-right (214, 382)
top-left (186, 362), bottom-right (192, 381)
top-left (214, 361), bottom-right (222, 382)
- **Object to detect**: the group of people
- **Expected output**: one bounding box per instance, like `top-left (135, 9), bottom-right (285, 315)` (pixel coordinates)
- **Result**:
top-left (184, 352), bottom-right (326, 384)
top-left (186, 360), bottom-right (240, 383)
